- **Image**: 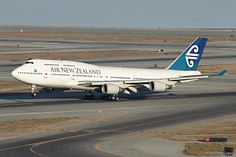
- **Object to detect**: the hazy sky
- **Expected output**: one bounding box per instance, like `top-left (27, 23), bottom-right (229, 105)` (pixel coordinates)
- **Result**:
top-left (0, 0), bottom-right (236, 28)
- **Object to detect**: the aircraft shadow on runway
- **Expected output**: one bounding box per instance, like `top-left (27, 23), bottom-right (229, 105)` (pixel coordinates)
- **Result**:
top-left (0, 90), bottom-right (236, 101)
top-left (0, 91), bottom-right (161, 100)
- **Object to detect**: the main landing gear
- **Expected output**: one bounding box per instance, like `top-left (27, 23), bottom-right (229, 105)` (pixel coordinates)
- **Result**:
top-left (31, 85), bottom-right (37, 97)
top-left (101, 94), bottom-right (119, 101)
top-left (84, 92), bottom-right (120, 101)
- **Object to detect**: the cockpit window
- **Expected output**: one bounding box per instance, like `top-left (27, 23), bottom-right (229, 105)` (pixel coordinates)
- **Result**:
top-left (25, 61), bottom-right (34, 64)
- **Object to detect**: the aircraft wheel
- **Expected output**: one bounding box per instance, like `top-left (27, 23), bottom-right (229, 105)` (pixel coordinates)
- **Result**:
top-left (31, 92), bottom-right (37, 97)
top-left (111, 95), bottom-right (116, 100)
top-left (101, 95), bottom-right (119, 101)
top-left (111, 95), bottom-right (119, 101)
top-left (31, 85), bottom-right (37, 97)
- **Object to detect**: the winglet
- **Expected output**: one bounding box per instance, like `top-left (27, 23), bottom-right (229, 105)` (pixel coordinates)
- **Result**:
top-left (214, 70), bottom-right (228, 76)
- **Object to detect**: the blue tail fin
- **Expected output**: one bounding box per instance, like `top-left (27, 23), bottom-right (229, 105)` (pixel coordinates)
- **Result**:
top-left (167, 37), bottom-right (208, 71)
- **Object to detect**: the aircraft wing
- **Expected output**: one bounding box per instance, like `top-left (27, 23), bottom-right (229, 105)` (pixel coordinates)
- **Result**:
top-left (124, 70), bottom-right (228, 84)
top-left (76, 70), bottom-right (227, 94)
top-left (168, 70), bottom-right (228, 82)
top-left (78, 70), bottom-right (228, 86)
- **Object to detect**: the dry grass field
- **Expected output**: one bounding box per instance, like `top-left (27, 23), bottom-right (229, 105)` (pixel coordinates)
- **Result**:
top-left (131, 115), bottom-right (236, 156)
top-left (0, 31), bottom-right (229, 43)
top-left (0, 50), bottom-right (170, 61)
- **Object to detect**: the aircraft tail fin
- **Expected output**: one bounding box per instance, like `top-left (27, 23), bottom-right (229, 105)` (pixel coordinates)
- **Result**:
top-left (167, 37), bottom-right (208, 71)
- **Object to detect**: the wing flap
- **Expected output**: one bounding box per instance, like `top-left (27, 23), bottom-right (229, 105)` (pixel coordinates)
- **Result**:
top-left (124, 80), bottom-right (152, 84)
top-left (169, 75), bottom-right (209, 81)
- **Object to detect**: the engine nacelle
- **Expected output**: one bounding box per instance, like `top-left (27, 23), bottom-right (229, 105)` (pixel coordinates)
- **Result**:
top-left (149, 81), bottom-right (169, 92)
top-left (101, 84), bottom-right (122, 94)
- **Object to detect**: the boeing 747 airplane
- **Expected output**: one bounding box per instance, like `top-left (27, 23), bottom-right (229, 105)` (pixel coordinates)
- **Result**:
top-left (11, 37), bottom-right (227, 100)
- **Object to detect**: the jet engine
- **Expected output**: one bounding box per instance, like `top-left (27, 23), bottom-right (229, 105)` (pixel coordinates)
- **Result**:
top-left (149, 81), bottom-right (170, 92)
top-left (101, 84), bottom-right (122, 94)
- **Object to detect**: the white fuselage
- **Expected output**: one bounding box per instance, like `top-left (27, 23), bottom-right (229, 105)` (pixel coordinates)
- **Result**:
top-left (12, 59), bottom-right (201, 90)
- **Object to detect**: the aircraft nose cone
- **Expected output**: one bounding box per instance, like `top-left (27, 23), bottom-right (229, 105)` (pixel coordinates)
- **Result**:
top-left (11, 68), bottom-right (19, 79)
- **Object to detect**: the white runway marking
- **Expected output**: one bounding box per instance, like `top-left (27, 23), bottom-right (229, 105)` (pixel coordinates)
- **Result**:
top-left (0, 106), bottom-right (160, 117)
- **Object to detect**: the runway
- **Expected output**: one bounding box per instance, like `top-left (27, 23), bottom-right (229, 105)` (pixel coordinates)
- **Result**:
top-left (0, 76), bottom-right (235, 156)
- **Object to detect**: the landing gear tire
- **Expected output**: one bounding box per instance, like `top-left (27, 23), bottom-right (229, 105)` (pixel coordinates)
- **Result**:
top-left (115, 97), bottom-right (119, 101)
top-left (111, 95), bottom-right (119, 101)
top-left (31, 92), bottom-right (37, 97)
top-left (101, 94), bottom-right (119, 101)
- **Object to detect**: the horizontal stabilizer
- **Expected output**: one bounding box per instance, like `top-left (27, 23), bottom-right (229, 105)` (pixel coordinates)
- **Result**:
top-left (214, 70), bottom-right (228, 77)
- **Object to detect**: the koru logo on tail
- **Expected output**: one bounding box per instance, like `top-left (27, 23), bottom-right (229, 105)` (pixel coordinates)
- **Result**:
top-left (185, 45), bottom-right (199, 68)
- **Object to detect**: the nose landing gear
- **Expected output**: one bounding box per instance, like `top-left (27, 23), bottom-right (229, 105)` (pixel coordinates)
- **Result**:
top-left (31, 85), bottom-right (37, 97)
